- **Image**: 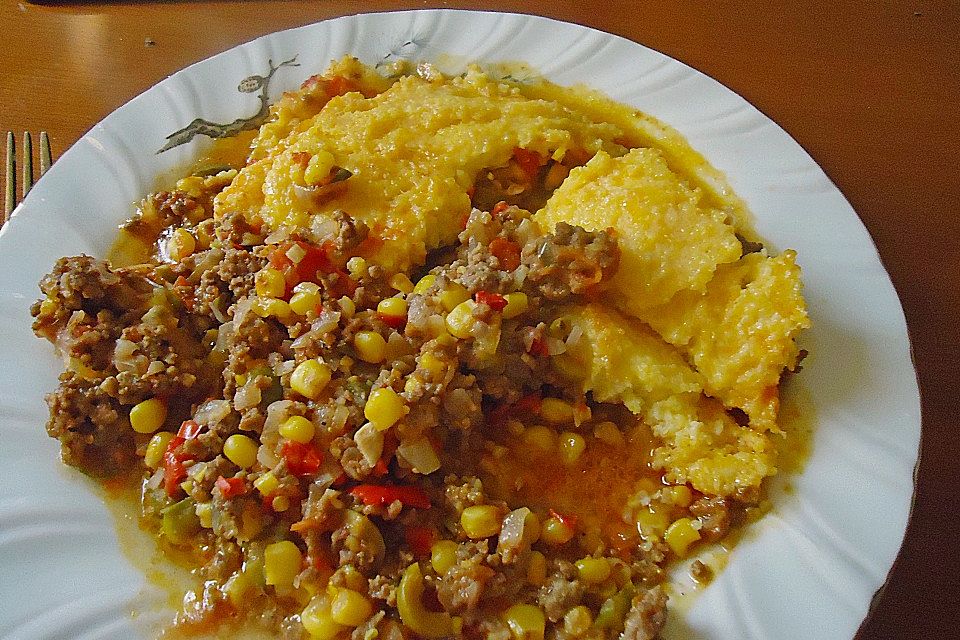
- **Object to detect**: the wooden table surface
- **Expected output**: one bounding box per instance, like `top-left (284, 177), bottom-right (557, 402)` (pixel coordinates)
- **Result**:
top-left (2, 1), bottom-right (957, 638)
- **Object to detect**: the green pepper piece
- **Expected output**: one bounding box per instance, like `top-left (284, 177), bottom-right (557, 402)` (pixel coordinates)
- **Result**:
top-left (594, 582), bottom-right (636, 632)
top-left (250, 365), bottom-right (282, 405)
top-left (192, 163), bottom-right (236, 177)
top-left (161, 497), bottom-right (201, 545)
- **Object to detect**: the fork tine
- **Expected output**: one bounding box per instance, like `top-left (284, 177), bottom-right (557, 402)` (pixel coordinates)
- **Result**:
top-left (22, 132), bottom-right (33, 199)
top-left (40, 132), bottom-right (52, 175)
top-left (4, 132), bottom-right (13, 222)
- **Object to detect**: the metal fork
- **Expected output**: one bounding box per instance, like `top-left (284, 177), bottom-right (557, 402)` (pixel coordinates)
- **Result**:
top-left (3, 132), bottom-right (53, 225)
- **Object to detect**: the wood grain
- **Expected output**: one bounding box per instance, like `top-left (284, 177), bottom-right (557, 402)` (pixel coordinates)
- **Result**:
top-left (2, 1), bottom-right (958, 638)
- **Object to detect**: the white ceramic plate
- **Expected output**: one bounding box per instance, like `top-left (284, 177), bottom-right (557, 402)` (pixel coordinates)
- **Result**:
top-left (0, 9), bottom-right (920, 640)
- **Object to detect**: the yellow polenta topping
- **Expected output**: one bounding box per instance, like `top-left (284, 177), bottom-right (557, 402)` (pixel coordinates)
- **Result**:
top-left (215, 60), bottom-right (624, 272)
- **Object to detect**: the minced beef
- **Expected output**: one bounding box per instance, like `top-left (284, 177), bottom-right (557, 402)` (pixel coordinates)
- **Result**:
top-left (33, 184), bottom-right (708, 640)
top-left (44, 370), bottom-right (135, 476)
top-left (538, 561), bottom-right (585, 622)
top-left (620, 586), bottom-right (668, 640)
top-left (522, 222), bottom-right (620, 300)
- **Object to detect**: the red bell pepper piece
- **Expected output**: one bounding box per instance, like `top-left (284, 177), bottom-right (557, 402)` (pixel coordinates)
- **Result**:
top-left (162, 420), bottom-right (203, 497)
top-left (512, 147), bottom-right (544, 181)
top-left (326, 75), bottom-right (360, 97)
top-left (281, 440), bottom-right (323, 476)
top-left (514, 393), bottom-right (543, 415)
top-left (372, 458), bottom-right (390, 477)
top-left (491, 201), bottom-right (510, 216)
top-left (350, 484), bottom-right (431, 510)
top-left (404, 526), bottom-right (437, 556)
top-left (528, 336), bottom-right (549, 357)
top-left (215, 476), bottom-right (247, 499)
top-left (163, 453), bottom-right (187, 497)
top-left (268, 240), bottom-right (338, 290)
top-left (488, 392), bottom-right (542, 427)
top-left (489, 237), bottom-right (521, 271)
top-left (378, 312), bottom-right (406, 329)
top-left (475, 290), bottom-right (508, 312)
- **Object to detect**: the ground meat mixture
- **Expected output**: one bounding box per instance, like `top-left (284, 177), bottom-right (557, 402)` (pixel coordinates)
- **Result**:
top-left (28, 69), bottom-right (768, 640)
top-left (621, 587), bottom-right (668, 640)
top-left (523, 222), bottom-right (620, 300)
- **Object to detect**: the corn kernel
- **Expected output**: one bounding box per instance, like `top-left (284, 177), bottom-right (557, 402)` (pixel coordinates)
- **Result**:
top-left (431, 540), bottom-right (458, 575)
top-left (579, 528), bottom-right (603, 555)
top-left (364, 387), bottom-right (407, 431)
top-left (224, 570), bottom-right (254, 607)
top-left (272, 495), bottom-right (290, 513)
top-left (523, 425), bottom-right (556, 452)
top-left (255, 268), bottom-right (286, 299)
top-left (130, 397), bottom-right (167, 434)
top-left (346, 257), bottom-right (367, 278)
top-left (563, 606), bottom-right (592, 636)
top-left (196, 502), bottom-right (213, 529)
top-left (378, 296), bottom-right (408, 319)
top-left (293, 281), bottom-right (321, 295)
top-left (330, 588), bottom-right (373, 626)
top-left (175, 175), bottom-right (204, 196)
top-left (397, 563), bottom-right (454, 638)
top-left (548, 317), bottom-right (570, 340)
top-left (289, 289), bottom-right (322, 316)
top-left (413, 274), bottom-right (436, 295)
top-left (664, 518), bottom-right (701, 557)
top-left (168, 228), bottom-right (196, 262)
top-left (264, 540), bottom-right (302, 587)
top-left (195, 222), bottom-right (215, 249)
top-left (501, 292), bottom-right (529, 319)
top-left (254, 471), bottom-right (280, 496)
top-left (302, 594), bottom-right (347, 640)
top-left (503, 604), bottom-right (545, 640)
top-left (223, 434), bottom-right (258, 469)
top-left (594, 421), bottom-right (624, 446)
top-left (252, 297), bottom-right (294, 323)
top-left (418, 352), bottom-right (445, 381)
top-left (338, 565), bottom-right (367, 593)
top-left (290, 359), bottom-right (332, 400)
top-left (460, 505), bottom-right (503, 539)
top-left (354, 331), bottom-right (387, 363)
top-left (389, 273), bottom-right (415, 294)
top-left (540, 398), bottom-right (574, 424)
top-left (527, 550), bottom-right (547, 586)
top-left (635, 507), bottom-right (671, 540)
top-left (145, 431), bottom-right (175, 468)
top-left (444, 300), bottom-right (478, 339)
top-left (303, 150), bottom-right (335, 185)
top-left (662, 485), bottom-right (694, 508)
top-left (559, 432), bottom-right (586, 464)
top-left (280, 415), bottom-right (315, 444)
top-left (575, 557), bottom-right (611, 584)
top-left (439, 282), bottom-right (470, 311)
top-left (541, 516), bottom-right (575, 545)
